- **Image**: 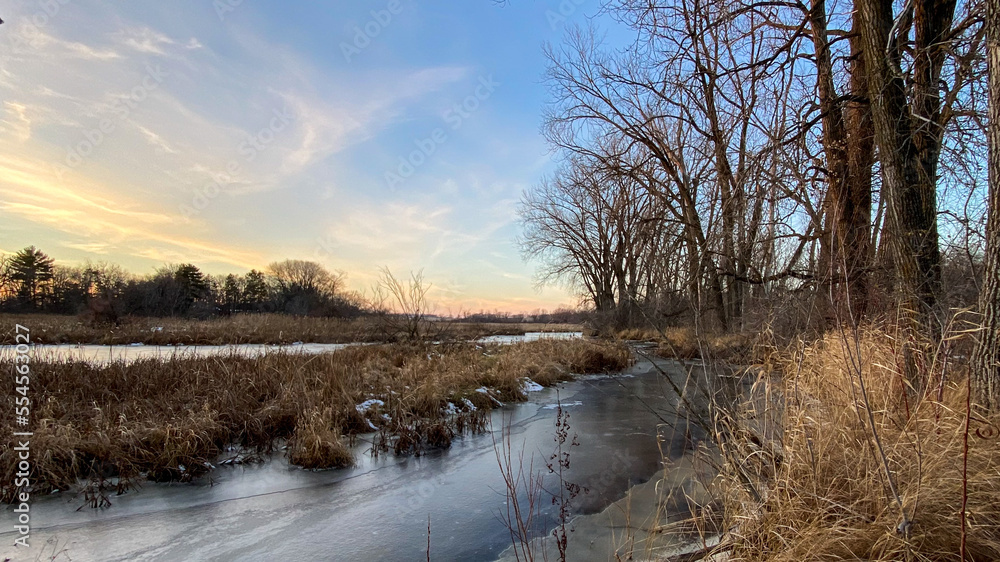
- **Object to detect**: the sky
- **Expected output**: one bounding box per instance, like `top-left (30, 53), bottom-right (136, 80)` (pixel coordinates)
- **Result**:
top-left (0, 0), bottom-right (617, 314)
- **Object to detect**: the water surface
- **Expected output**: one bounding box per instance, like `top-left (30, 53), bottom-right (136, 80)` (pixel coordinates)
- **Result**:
top-left (1, 354), bottom-right (697, 561)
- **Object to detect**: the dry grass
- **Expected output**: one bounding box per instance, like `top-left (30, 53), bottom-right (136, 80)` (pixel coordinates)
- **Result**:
top-left (0, 313), bottom-right (583, 345)
top-left (0, 338), bottom-right (631, 502)
top-left (707, 326), bottom-right (1000, 561)
top-left (287, 409), bottom-right (354, 470)
top-left (615, 326), bottom-right (756, 362)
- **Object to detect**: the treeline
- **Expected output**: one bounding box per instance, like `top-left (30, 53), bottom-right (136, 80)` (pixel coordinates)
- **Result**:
top-left (0, 246), bottom-right (590, 325)
top-left (458, 309), bottom-right (589, 324)
top-left (520, 0), bottom-right (988, 336)
top-left (0, 246), bottom-right (365, 321)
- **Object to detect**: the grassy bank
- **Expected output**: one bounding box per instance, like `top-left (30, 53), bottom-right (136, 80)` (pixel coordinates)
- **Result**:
top-left (681, 327), bottom-right (1000, 561)
top-left (613, 326), bottom-right (757, 363)
top-left (0, 339), bottom-right (630, 504)
top-left (0, 313), bottom-right (583, 345)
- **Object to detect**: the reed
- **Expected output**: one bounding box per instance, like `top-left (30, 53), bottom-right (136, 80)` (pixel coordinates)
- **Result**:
top-left (0, 313), bottom-right (583, 345)
top-left (688, 325), bottom-right (1000, 561)
top-left (0, 339), bottom-right (631, 503)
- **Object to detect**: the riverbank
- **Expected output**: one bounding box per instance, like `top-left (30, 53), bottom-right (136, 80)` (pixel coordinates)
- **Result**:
top-left (612, 326), bottom-right (757, 363)
top-left (516, 325), bottom-right (1000, 562)
top-left (0, 339), bottom-right (630, 503)
top-left (0, 313), bottom-right (584, 346)
top-left (668, 326), bottom-right (1000, 561)
top-left (0, 354), bottom-right (681, 561)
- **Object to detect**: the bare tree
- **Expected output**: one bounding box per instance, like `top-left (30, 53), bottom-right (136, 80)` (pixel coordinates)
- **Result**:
top-left (371, 267), bottom-right (431, 340)
top-left (520, 0), bottom-right (984, 343)
top-left (0, 253), bottom-right (12, 303)
top-left (858, 0), bottom-right (984, 323)
top-left (519, 153), bottom-right (675, 326)
top-left (974, 0), bottom-right (999, 411)
top-left (267, 260), bottom-right (344, 296)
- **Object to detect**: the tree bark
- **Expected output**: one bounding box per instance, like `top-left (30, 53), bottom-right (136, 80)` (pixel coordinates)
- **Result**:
top-left (857, 0), bottom-right (946, 327)
top-left (843, 13), bottom-right (875, 318)
top-left (857, 0), bottom-right (957, 390)
top-left (810, 0), bottom-right (874, 322)
top-left (973, 0), bottom-right (1000, 411)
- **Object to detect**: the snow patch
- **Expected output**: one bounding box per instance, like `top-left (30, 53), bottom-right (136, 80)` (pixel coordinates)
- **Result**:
top-left (543, 401), bottom-right (583, 409)
top-left (475, 387), bottom-right (504, 406)
top-left (520, 378), bottom-right (544, 393)
top-left (356, 399), bottom-right (385, 413)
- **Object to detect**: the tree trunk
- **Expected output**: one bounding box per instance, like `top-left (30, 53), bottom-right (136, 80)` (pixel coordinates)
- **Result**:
top-left (809, 0), bottom-right (851, 321)
top-left (858, 0), bottom-right (953, 390)
top-left (810, 0), bottom-right (874, 323)
top-left (858, 0), bottom-right (944, 321)
top-left (843, 14), bottom-right (875, 318)
top-left (973, 0), bottom-right (1000, 411)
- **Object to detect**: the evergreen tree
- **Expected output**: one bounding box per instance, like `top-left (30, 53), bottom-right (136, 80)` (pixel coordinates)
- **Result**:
top-left (242, 269), bottom-right (269, 310)
top-left (174, 264), bottom-right (210, 310)
top-left (9, 246), bottom-right (55, 309)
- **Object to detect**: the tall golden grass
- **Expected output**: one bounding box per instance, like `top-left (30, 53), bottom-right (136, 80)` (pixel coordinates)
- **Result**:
top-left (708, 326), bottom-right (1000, 561)
top-left (0, 339), bottom-right (630, 503)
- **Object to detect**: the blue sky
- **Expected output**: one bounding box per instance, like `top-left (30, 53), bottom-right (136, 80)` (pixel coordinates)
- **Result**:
top-left (0, 0), bottom-right (617, 313)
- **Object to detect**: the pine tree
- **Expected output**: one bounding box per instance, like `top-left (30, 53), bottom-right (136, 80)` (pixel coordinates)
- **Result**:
top-left (9, 246), bottom-right (55, 309)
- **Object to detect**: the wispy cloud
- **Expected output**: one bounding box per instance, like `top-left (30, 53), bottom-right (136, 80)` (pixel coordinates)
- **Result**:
top-left (112, 27), bottom-right (175, 55)
top-left (0, 0), bottom-right (575, 311)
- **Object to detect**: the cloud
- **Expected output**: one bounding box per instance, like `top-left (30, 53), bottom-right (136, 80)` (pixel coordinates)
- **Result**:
top-left (0, 102), bottom-right (32, 141)
top-left (0, 2), bottom-right (574, 312)
top-left (136, 124), bottom-right (178, 154)
top-left (112, 27), bottom-right (176, 55)
top-left (23, 31), bottom-right (121, 60)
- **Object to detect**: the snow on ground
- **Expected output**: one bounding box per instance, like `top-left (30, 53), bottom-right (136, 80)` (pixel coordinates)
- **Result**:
top-left (474, 387), bottom-right (504, 406)
top-left (520, 378), bottom-right (544, 393)
top-left (355, 399), bottom-right (385, 413)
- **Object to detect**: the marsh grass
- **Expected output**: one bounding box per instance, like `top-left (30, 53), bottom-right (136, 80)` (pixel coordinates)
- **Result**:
top-left (614, 326), bottom-right (756, 363)
top-left (0, 339), bottom-right (631, 503)
top-left (665, 325), bottom-right (1000, 561)
top-left (0, 313), bottom-right (583, 346)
